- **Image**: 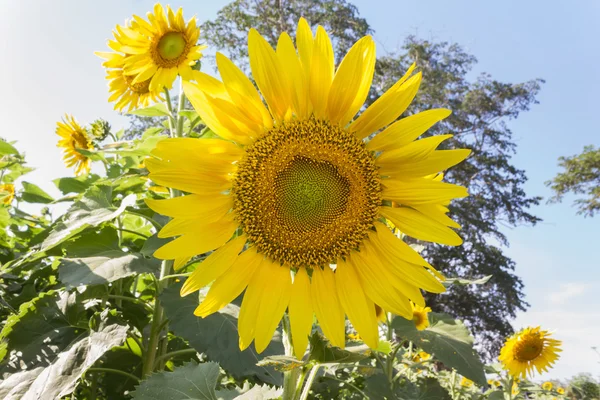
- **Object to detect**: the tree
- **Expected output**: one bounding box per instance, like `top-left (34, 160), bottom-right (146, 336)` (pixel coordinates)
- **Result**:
top-left (546, 145), bottom-right (600, 217)
top-left (190, 0), bottom-right (543, 358)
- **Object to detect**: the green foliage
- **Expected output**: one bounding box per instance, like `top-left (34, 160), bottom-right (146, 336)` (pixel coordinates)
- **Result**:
top-left (546, 145), bottom-right (600, 217)
top-left (392, 313), bottom-right (486, 386)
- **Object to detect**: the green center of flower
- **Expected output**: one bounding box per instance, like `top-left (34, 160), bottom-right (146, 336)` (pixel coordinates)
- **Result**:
top-left (276, 157), bottom-right (350, 231)
top-left (157, 32), bottom-right (187, 60)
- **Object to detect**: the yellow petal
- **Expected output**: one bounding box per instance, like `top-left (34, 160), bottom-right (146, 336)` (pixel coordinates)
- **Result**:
top-left (194, 247), bottom-right (262, 317)
top-left (367, 109), bottom-right (452, 151)
top-left (350, 248), bottom-right (413, 318)
top-left (412, 204), bottom-right (461, 229)
top-left (382, 178), bottom-right (468, 206)
top-left (376, 134), bottom-right (453, 166)
top-left (189, 71), bottom-right (229, 99)
top-left (183, 79), bottom-right (253, 144)
top-left (158, 211), bottom-right (232, 238)
top-left (254, 260), bottom-right (292, 353)
top-left (327, 36), bottom-right (375, 125)
top-left (373, 222), bottom-right (446, 285)
top-left (380, 149), bottom-right (471, 178)
top-left (154, 218), bottom-right (237, 260)
top-left (238, 258), bottom-right (266, 350)
top-left (216, 52), bottom-right (272, 129)
top-left (289, 268), bottom-right (313, 360)
top-left (309, 26), bottom-right (334, 119)
top-left (152, 138), bottom-right (242, 164)
top-left (311, 266), bottom-right (345, 348)
top-left (148, 169), bottom-right (230, 195)
top-left (173, 257), bottom-right (191, 271)
top-left (381, 206), bottom-right (462, 246)
top-left (277, 32), bottom-right (309, 119)
top-left (180, 235), bottom-right (247, 296)
top-left (350, 66), bottom-right (421, 140)
top-left (336, 260), bottom-right (379, 348)
top-left (146, 193), bottom-right (232, 219)
top-left (248, 28), bottom-right (291, 121)
top-left (296, 17), bottom-right (314, 73)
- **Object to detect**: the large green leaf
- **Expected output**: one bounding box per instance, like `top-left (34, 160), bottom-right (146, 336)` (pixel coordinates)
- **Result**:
top-left (392, 313), bottom-right (486, 386)
top-left (40, 185), bottom-right (136, 253)
top-left (131, 362), bottom-right (219, 400)
top-left (53, 175), bottom-right (100, 195)
top-left (160, 284), bottom-right (283, 386)
top-left (58, 251), bottom-right (159, 289)
top-left (131, 362), bottom-right (281, 400)
top-left (365, 376), bottom-right (451, 400)
top-left (20, 181), bottom-right (54, 204)
top-left (0, 320), bottom-right (127, 400)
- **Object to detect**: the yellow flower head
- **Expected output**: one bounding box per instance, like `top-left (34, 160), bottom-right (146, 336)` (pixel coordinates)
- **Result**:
top-left (146, 18), bottom-right (469, 359)
top-left (512, 382), bottom-right (520, 396)
top-left (460, 377), bottom-right (474, 388)
top-left (56, 115), bottom-right (94, 175)
top-left (542, 381), bottom-right (553, 391)
top-left (0, 183), bottom-right (15, 205)
top-left (557, 387), bottom-right (565, 394)
top-left (97, 3), bottom-right (205, 92)
top-left (499, 326), bottom-right (562, 379)
top-left (411, 302), bottom-right (432, 330)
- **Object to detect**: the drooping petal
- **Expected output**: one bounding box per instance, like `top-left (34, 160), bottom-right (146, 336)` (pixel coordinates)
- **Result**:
top-left (288, 268), bottom-right (313, 360)
top-left (412, 204), bottom-right (461, 229)
top-left (180, 235), bottom-right (247, 296)
top-left (238, 258), bottom-right (267, 350)
top-left (380, 149), bottom-right (472, 178)
top-left (382, 178), bottom-right (468, 206)
top-left (376, 134), bottom-right (454, 167)
top-left (311, 266), bottom-right (345, 348)
top-left (336, 260), bottom-right (379, 348)
top-left (194, 247), bottom-right (262, 317)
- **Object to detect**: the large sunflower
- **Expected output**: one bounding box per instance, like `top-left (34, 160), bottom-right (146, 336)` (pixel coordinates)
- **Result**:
top-left (56, 115), bottom-right (94, 176)
top-left (499, 326), bottom-right (562, 378)
top-left (146, 19), bottom-right (470, 359)
top-left (101, 53), bottom-right (163, 112)
top-left (100, 3), bottom-right (205, 92)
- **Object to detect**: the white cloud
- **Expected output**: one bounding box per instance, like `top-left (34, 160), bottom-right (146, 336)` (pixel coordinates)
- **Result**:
top-left (547, 282), bottom-right (591, 305)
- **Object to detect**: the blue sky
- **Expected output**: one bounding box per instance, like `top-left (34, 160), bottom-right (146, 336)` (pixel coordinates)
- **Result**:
top-left (1, 1), bottom-right (598, 380)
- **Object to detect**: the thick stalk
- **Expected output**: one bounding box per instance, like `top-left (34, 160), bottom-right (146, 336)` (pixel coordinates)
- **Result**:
top-left (282, 314), bottom-right (300, 400)
top-left (385, 314), bottom-right (395, 389)
top-left (298, 366), bottom-right (320, 400)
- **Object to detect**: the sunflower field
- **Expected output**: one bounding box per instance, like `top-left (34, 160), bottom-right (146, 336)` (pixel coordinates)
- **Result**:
top-left (0, 2), bottom-right (596, 400)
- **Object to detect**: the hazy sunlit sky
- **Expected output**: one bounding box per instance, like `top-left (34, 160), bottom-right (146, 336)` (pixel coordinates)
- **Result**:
top-left (1, 0), bottom-right (598, 380)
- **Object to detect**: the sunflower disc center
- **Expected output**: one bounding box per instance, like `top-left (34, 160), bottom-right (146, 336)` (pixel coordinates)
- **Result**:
top-left (233, 119), bottom-right (381, 268)
top-left (514, 335), bottom-right (544, 361)
top-left (157, 31), bottom-right (187, 60)
top-left (276, 157), bottom-right (350, 231)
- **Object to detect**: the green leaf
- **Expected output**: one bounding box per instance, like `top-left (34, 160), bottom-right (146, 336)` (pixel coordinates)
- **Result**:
top-left (160, 283), bottom-right (283, 386)
top-left (129, 103), bottom-right (170, 117)
top-left (0, 319), bottom-right (127, 400)
top-left (178, 110), bottom-right (199, 122)
top-left (217, 384), bottom-right (283, 400)
top-left (53, 175), bottom-right (99, 195)
top-left (58, 251), bottom-right (159, 289)
top-left (308, 332), bottom-right (368, 365)
top-left (141, 126), bottom-right (164, 139)
top-left (40, 186), bottom-right (136, 253)
top-left (443, 275), bottom-right (492, 287)
top-left (20, 181), bottom-right (55, 204)
top-left (487, 391), bottom-right (506, 400)
top-left (140, 234), bottom-right (169, 258)
top-left (131, 361), bottom-right (219, 400)
top-left (392, 313), bottom-right (486, 386)
top-left (0, 139), bottom-right (19, 156)
top-left (257, 355), bottom-right (305, 371)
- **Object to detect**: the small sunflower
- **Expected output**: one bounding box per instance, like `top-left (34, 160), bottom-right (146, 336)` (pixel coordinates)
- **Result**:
top-left (411, 303), bottom-right (432, 330)
top-left (0, 183), bottom-right (15, 205)
top-left (101, 54), bottom-right (163, 112)
top-left (146, 18), bottom-right (469, 358)
top-left (499, 326), bottom-right (562, 379)
top-left (98, 3), bottom-right (205, 92)
top-left (556, 387), bottom-right (565, 394)
top-left (460, 377), bottom-right (474, 388)
top-left (542, 381), bottom-right (553, 391)
top-left (56, 115), bottom-right (94, 175)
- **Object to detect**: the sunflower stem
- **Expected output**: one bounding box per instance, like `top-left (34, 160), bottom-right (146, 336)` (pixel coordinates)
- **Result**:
top-left (175, 79), bottom-right (186, 138)
top-left (282, 314), bottom-right (301, 400)
top-left (297, 365), bottom-right (320, 400)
